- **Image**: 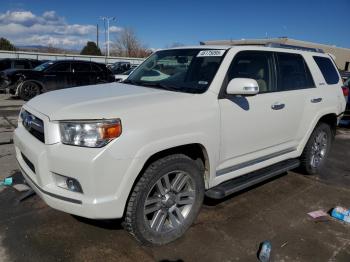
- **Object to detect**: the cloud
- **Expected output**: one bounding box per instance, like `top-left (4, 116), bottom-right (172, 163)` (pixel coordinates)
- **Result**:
top-left (0, 10), bottom-right (121, 49)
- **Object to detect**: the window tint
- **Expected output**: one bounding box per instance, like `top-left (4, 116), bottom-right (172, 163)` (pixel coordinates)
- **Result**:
top-left (0, 60), bottom-right (11, 70)
top-left (313, 56), bottom-right (339, 85)
top-left (277, 53), bottom-right (314, 91)
top-left (72, 62), bottom-right (91, 72)
top-left (228, 51), bottom-right (273, 93)
top-left (50, 62), bottom-right (71, 72)
top-left (91, 63), bottom-right (103, 72)
top-left (14, 60), bottom-right (31, 69)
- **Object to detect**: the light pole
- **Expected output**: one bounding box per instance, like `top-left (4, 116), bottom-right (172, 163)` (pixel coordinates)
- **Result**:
top-left (100, 16), bottom-right (116, 57)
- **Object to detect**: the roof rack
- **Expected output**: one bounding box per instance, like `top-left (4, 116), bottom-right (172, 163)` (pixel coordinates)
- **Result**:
top-left (265, 42), bottom-right (324, 53)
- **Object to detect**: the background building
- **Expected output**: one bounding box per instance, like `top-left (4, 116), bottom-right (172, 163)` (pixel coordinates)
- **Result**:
top-left (201, 37), bottom-right (350, 72)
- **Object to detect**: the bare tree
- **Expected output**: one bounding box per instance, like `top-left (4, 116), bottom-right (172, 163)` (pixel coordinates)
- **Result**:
top-left (112, 28), bottom-right (152, 58)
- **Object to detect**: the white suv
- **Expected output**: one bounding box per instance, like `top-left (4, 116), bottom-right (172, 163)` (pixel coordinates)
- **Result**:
top-left (14, 44), bottom-right (346, 245)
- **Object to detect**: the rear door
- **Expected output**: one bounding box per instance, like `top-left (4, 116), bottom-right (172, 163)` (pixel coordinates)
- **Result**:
top-left (217, 50), bottom-right (306, 179)
top-left (71, 62), bottom-right (94, 87)
top-left (42, 62), bottom-right (72, 91)
top-left (275, 52), bottom-right (319, 145)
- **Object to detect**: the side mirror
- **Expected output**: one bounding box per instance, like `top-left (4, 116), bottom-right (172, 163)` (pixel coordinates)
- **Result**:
top-left (226, 78), bottom-right (259, 96)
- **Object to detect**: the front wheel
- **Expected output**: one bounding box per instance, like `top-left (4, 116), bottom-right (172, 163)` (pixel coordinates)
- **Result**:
top-left (124, 154), bottom-right (204, 245)
top-left (299, 123), bottom-right (333, 175)
top-left (18, 81), bottom-right (40, 101)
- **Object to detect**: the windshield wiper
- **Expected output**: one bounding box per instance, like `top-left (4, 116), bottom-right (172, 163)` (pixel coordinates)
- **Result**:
top-left (137, 82), bottom-right (181, 92)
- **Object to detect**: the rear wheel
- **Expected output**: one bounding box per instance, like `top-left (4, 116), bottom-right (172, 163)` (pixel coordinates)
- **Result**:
top-left (124, 154), bottom-right (204, 245)
top-left (18, 81), bottom-right (40, 101)
top-left (299, 123), bottom-right (333, 175)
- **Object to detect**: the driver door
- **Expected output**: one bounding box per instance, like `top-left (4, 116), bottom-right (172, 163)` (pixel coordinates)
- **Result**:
top-left (43, 62), bottom-right (73, 91)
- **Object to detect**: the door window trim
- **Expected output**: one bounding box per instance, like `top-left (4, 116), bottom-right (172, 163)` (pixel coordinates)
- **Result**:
top-left (218, 50), bottom-right (316, 99)
top-left (275, 52), bottom-right (316, 91)
top-left (219, 50), bottom-right (277, 99)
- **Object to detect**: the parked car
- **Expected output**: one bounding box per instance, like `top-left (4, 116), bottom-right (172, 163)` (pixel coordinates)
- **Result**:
top-left (109, 61), bottom-right (132, 75)
top-left (0, 59), bottom-right (46, 92)
top-left (341, 77), bottom-right (350, 121)
top-left (0, 60), bottom-right (115, 100)
top-left (0, 58), bottom-right (44, 71)
top-left (14, 44), bottom-right (346, 245)
top-left (114, 66), bottom-right (138, 82)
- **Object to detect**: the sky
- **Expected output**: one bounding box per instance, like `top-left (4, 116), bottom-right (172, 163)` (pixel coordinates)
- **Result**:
top-left (0, 0), bottom-right (349, 50)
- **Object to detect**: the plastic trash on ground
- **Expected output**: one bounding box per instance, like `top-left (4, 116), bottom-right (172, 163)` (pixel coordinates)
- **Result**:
top-left (258, 240), bottom-right (271, 262)
top-left (307, 210), bottom-right (329, 219)
top-left (0, 177), bottom-right (13, 186)
top-left (331, 206), bottom-right (350, 223)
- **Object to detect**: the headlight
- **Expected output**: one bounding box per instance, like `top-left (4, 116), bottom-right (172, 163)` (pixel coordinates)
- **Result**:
top-left (59, 119), bottom-right (122, 148)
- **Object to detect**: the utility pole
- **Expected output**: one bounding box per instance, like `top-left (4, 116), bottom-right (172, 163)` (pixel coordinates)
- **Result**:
top-left (100, 16), bottom-right (116, 57)
top-left (96, 24), bottom-right (99, 49)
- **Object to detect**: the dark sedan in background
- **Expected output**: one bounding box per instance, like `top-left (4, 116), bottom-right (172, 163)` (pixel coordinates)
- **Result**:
top-left (0, 60), bottom-right (115, 100)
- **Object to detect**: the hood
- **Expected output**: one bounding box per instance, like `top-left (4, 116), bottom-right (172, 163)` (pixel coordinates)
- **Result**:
top-left (26, 82), bottom-right (190, 120)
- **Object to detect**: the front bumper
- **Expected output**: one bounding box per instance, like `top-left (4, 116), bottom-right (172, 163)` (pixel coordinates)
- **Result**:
top-left (14, 110), bottom-right (135, 219)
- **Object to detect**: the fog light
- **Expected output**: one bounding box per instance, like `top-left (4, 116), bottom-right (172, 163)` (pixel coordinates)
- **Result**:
top-left (53, 173), bottom-right (83, 193)
top-left (66, 178), bottom-right (83, 193)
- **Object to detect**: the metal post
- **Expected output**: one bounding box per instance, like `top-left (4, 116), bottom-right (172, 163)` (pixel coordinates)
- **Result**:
top-left (107, 19), bottom-right (110, 57)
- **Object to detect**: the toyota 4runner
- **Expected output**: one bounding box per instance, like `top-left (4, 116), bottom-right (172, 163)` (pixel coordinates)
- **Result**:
top-left (14, 44), bottom-right (346, 245)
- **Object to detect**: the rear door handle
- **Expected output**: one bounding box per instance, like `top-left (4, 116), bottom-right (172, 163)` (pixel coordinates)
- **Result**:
top-left (271, 103), bottom-right (285, 110)
top-left (311, 98), bottom-right (322, 103)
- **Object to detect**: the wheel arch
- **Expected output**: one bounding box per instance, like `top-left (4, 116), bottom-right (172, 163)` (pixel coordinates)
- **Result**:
top-left (122, 143), bottom-right (210, 217)
top-left (298, 112), bottom-right (338, 154)
top-left (16, 79), bottom-right (44, 95)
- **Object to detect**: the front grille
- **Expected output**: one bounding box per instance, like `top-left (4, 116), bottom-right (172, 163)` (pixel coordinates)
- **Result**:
top-left (21, 110), bottom-right (45, 143)
top-left (21, 152), bottom-right (36, 173)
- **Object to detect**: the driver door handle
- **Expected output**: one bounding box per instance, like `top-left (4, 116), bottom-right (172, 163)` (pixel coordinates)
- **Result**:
top-left (311, 98), bottom-right (322, 103)
top-left (271, 103), bottom-right (285, 110)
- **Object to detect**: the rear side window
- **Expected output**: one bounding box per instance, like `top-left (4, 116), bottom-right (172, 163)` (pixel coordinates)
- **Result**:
top-left (313, 56), bottom-right (339, 85)
top-left (276, 53), bottom-right (315, 91)
top-left (72, 62), bottom-right (91, 72)
top-left (91, 63), bottom-right (103, 72)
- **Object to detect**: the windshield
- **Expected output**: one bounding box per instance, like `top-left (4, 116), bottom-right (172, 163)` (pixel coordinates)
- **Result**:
top-left (126, 49), bottom-right (226, 93)
top-left (34, 61), bottom-right (54, 71)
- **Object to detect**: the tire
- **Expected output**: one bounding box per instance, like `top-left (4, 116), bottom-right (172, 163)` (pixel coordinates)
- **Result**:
top-left (124, 154), bottom-right (204, 245)
top-left (18, 81), bottom-right (40, 101)
top-left (299, 123), bottom-right (333, 175)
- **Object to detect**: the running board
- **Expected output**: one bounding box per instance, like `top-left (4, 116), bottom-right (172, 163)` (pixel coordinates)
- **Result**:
top-left (205, 159), bottom-right (300, 199)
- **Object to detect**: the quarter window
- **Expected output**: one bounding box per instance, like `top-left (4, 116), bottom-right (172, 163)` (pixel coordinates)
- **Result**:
top-left (227, 51), bottom-right (274, 93)
top-left (276, 53), bottom-right (315, 91)
top-left (313, 56), bottom-right (339, 85)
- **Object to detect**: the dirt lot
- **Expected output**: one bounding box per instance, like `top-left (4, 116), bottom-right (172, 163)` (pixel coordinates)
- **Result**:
top-left (0, 93), bottom-right (350, 262)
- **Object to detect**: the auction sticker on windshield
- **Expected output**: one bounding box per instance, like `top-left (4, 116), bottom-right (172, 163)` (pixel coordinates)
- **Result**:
top-left (197, 50), bottom-right (225, 57)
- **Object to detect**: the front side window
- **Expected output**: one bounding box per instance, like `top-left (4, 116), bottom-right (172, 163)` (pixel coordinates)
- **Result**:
top-left (277, 53), bottom-right (315, 91)
top-left (126, 49), bottom-right (226, 94)
top-left (227, 51), bottom-right (274, 93)
top-left (313, 56), bottom-right (340, 85)
top-left (49, 62), bottom-right (71, 72)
